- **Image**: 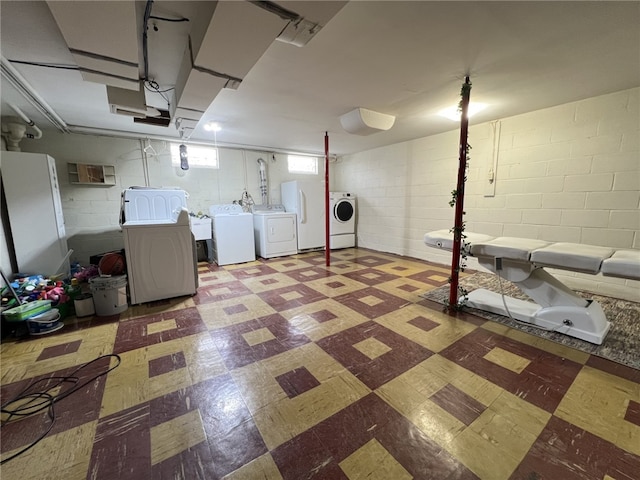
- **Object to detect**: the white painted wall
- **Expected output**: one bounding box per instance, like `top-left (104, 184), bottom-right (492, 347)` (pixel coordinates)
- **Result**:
top-left (3, 133), bottom-right (324, 266)
top-left (333, 87), bottom-right (640, 301)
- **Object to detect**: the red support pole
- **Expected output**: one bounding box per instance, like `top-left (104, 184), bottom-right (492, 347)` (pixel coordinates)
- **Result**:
top-left (325, 132), bottom-right (331, 267)
top-left (449, 76), bottom-right (472, 308)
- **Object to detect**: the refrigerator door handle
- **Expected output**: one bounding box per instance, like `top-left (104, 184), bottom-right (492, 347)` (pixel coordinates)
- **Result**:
top-left (299, 190), bottom-right (306, 223)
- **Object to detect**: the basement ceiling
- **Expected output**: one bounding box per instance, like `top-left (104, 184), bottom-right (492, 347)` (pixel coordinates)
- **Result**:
top-left (1, 1), bottom-right (639, 156)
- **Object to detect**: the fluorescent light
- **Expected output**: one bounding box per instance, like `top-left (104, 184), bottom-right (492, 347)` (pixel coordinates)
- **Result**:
top-left (438, 103), bottom-right (488, 121)
top-left (203, 122), bottom-right (221, 132)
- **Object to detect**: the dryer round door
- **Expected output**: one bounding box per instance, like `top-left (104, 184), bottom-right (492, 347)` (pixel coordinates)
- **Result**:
top-left (333, 199), bottom-right (354, 223)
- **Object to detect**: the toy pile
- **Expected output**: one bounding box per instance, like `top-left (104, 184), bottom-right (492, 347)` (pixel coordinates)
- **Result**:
top-left (1, 273), bottom-right (83, 337)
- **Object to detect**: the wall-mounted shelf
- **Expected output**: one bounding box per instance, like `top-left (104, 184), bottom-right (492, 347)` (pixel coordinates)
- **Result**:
top-left (68, 163), bottom-right (116, 186)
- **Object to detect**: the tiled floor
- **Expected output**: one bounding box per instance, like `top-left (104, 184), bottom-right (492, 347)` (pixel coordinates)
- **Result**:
top-left (1, 248), bottom-right (639, 479)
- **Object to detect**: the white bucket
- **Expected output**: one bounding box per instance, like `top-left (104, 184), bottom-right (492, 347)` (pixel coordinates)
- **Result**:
top-left (89, 275), bottom-right (128, 316)
top-left (74, 294), bottom-right (95, 317)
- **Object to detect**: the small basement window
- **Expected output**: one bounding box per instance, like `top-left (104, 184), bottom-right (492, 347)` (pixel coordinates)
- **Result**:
top-left (170, 144), bottom-right (219, 168)
top-left (287, 155), bottom-right (318, 175)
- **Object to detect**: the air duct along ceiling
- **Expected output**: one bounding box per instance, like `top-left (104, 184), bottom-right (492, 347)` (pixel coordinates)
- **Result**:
top-left (172, 1), bottom-right (290, 138)
top-left (47, 1), bottom-right (140, 90)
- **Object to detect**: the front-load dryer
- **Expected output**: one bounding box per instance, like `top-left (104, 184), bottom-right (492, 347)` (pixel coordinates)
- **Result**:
top-left (252, 205), bottom-right (297, 258)
top-left (329, 192), bottom-right (356, 249)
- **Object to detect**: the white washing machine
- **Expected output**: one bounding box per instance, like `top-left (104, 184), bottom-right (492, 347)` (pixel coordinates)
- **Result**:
top-left (121, 188), bottom-right (198, 305)
top-left (329, 192), bottom-right (356, 249)
top-left (252, 205), bottom-right (297, 258)
top-left (209, 204), bottom-right (256, 266)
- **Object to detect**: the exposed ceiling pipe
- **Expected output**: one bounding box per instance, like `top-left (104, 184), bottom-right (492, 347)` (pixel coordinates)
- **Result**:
top-left (67, 124), bottom-right (326, 157)
top-left (257, 158), bottom-right (268, 205)
top-left (8, 103), bottom-right (42, 139)
top-left (1, 56), bottom-right (69, 133)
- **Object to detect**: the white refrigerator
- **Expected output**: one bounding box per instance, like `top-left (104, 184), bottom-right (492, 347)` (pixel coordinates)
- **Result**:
top-left (281, 180), bottom-right (325, 251)
top-left (2, 152), bottom-right (69, 275)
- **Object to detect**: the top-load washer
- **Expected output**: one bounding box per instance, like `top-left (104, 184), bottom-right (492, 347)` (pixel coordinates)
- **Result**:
top-left (251, 205), bottom-right (297, 259)
top-left (209, 204), bottom-right (255, 266)
top-left (329, 192), bottom-right (356, 249)
top-left (120, 187), bottom-right (198, 304)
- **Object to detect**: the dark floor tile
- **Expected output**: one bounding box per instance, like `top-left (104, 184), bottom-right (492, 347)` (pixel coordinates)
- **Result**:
top-left (148, 374), bottom-right (267, 478)
top-left (440, 329), bottom-right (582, 413)
top-left (210, 314), bottom-right (310, 369)
top-left (88, 404), bottom-right (151, 480)
top-left (193, 280), bottom-right (254, 305)
top-left (151, 442), bottom-right (216, 480)
top-left (352, 255), bottom-right (394, 267)
top-left (229, 264), bottom-right (280, 279)
top-left (36, 339), bottom-right (82, 361)
top-left (284, 266), bottom-right (337, 282)
top-left (342, 268), bottom-right (400, 286)
top-left (397, 283), bottom-right (420, 293)
top-left (148, 351), bottom-right (187, 378)
top-left (113, 307), bottom-right (207, 354)
top-left (624, 399), bottom-right (640, 427)
top-left (272, 429), bottom-right (348, 480)
top-left (0, 356), bottom-right (112, 454)
top-left (223, 303), bottom-right (248, 315)
top-left (274, 393), bottom-right (477, 480)
top-left (275, 367), bottom-right (321, 399)
top-left (333, 287), bottom-right (409, 320)
top-left (257, 284), bottom-right (327, 312)
top-left (310, 309), bottom-right (338, 323)
top-left (408, 315), bottom-right (440, 332)
top-left (317, 321), bottom-right (433, 389)
top-left (430, 384), bottom-right (487, 426)
top-left (510, 415), bottom-right (640, 480)
top-left (407, 269), bottom-right (452, 286)
top-left (586, 355), bottom-right (640, 383)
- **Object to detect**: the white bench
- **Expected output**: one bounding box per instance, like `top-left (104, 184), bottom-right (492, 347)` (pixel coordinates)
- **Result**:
top-left (424, 230), bottom-right (640, 344)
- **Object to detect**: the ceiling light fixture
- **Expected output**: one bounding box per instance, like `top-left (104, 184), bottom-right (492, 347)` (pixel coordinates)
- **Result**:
top-left (340, 108), bottom-right (395, 135)
top-left (203, 122), bottom-right (222, 132)
top-left (438, 103), bottom-right (487, 121)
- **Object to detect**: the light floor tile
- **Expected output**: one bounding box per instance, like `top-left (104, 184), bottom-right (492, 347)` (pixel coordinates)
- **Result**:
top-left (555, 366), bottom-right (640, 455)
top-left (339, 438), bottom-right (412, 480)
top-left (0, 421), bottom-right (97, 480)
top-left (197, 295), bottom-right (277, 329)
top-left (150, 409), bottom-right (207, 465)
top-left (481, 321), bottom-right (590, 365)
top-left (375, 304), bottom-right (476, 353)
top-left (243, 327), bottom-right (277, 346)
top-left (484, 346), bottom-right (531, 373)
top-left (353, 337), bottom-right (392, 360)
top-left (282, 299), bottom-right (369, 342)
top-left (222, 453), bottom-right (284, 480)
top-left (147, 319), bottom-right (178, 335)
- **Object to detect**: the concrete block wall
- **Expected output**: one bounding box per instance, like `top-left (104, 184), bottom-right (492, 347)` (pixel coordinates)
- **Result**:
top-left (333, 87), bottom-right (639, 301)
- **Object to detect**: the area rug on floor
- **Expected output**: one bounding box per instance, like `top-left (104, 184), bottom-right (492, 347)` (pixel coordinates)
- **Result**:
top-left (421, 272), bottom-right (640, 370)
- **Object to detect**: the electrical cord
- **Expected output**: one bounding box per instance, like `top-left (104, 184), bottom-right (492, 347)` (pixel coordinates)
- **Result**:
top-left (496, 271), bottom-right (567, 334)
top-left (0, 354), bottom-right (121, 465)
